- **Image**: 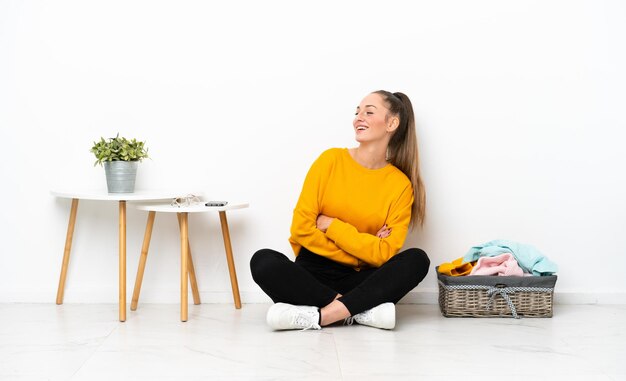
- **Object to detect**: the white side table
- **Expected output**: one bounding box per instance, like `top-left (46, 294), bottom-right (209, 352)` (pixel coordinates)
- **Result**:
top-left (51, 190), bottom-right (191, 322)
top-left (133, 202), bottom-right (249, 321)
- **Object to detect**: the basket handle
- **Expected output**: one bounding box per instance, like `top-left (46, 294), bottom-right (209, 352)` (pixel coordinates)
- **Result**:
top-left (487, 286), bottom-right (518, 318)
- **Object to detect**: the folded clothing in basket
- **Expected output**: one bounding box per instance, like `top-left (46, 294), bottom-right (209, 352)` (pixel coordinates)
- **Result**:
top-left (438, 257), bottom-right (475, 276)
top-left (463, 239), bottom-right (558, 276)
top-left (469, 253), bottom-right (524, 276)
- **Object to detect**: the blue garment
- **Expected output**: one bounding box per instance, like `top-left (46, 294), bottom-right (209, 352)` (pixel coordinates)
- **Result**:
top-left (462, 239), bottom-right (558, 276)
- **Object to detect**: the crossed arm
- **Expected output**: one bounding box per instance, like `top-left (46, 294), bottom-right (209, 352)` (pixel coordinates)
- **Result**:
top-left (316, 214), bottom-right (391, 238)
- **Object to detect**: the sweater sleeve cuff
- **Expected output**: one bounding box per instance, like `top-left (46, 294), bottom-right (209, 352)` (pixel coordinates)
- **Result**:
top-left (326, 218), bottom-right (351, 244)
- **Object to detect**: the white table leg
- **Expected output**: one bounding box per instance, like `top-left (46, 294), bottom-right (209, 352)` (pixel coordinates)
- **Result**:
top-left (180, 212), bottom-right (189, 322)
top-left (131, 211), bottom-right (156, 311)
top-left (56, 198), bottom-right (79, 305)
top-left (119, 200), bottom-right (127, 322)
top-left (219, 211), bottom-right (242, 309)
top-left (177, 214), bottom-right (201, 305)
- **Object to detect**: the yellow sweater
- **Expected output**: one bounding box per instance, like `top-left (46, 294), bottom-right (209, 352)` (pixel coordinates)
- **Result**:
top-left (289, 148), bottom-right (414, 269)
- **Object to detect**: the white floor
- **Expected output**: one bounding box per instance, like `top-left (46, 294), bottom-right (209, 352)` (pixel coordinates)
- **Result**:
top-left (0, 303), bottom-right (624, 381)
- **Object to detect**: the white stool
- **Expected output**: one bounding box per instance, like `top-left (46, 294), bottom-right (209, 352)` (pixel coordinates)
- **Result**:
top-left (132, 201), bottom-right (249, 321)
top-left (51, 189), bottom-right (192, 322)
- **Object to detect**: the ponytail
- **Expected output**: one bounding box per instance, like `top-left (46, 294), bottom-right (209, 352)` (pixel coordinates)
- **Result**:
top-left (374, 90), bottom-right (426, 228)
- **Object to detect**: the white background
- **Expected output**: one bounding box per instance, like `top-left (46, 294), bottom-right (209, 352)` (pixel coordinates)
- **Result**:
top-left (1, 0), bottom-right (624, 304)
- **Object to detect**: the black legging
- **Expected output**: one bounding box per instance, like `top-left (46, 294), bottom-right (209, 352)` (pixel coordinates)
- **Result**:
top-left (250, 247), bottom-right (430, 315)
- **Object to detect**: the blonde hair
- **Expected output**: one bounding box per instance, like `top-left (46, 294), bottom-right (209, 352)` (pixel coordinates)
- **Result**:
top-left (374, 90), bottom-right (426, 228)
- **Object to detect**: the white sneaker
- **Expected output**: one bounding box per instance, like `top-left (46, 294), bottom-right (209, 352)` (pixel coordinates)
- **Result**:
top-left (266, 303), bottom-right (321, 331)
top-left (345, 302), bottom-right (396, 330)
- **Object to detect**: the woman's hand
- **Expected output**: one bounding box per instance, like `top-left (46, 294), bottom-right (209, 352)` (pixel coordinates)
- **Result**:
top-left (376, 224), bottom-right (392, 238)
top-left (316, 214), bottom-right (334, 232)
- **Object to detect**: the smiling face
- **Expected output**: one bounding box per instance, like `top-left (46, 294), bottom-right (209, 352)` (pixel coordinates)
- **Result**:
top-left (353, 93), bottom-right (399, 144)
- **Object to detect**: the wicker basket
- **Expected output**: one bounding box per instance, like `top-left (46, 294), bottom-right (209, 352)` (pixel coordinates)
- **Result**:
top-left (437, 267), bottom-right (557, 318)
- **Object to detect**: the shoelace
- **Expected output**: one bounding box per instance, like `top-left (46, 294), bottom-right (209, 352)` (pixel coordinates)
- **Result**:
top-left (293, 312), bottom-right (321, 331)
top-left (344, 316), bottom-right (356, 326)
top-left (344, 309), bottom-right (371, 326)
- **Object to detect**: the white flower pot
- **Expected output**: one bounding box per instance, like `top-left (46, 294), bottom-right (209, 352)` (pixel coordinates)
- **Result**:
top-left (104, 161), bottom-right (138, 193)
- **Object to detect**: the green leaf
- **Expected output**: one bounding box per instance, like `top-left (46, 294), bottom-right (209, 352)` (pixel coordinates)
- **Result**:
top-left (90, 133), bottom-right (149, 165)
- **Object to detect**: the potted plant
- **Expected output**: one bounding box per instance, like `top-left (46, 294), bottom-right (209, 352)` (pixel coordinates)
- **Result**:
top-left (90, 134), bottom-right (149, 193)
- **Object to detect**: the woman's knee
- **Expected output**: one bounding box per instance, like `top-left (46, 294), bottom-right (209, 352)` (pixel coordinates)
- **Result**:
top-left (249, 248), bottom-right (285, 281)
top-left (399, 248), bottom-right (431, 279)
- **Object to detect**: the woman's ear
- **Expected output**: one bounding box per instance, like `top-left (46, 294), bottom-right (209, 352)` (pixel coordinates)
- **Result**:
top-left (387, 117), bottom-right (400, 133)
